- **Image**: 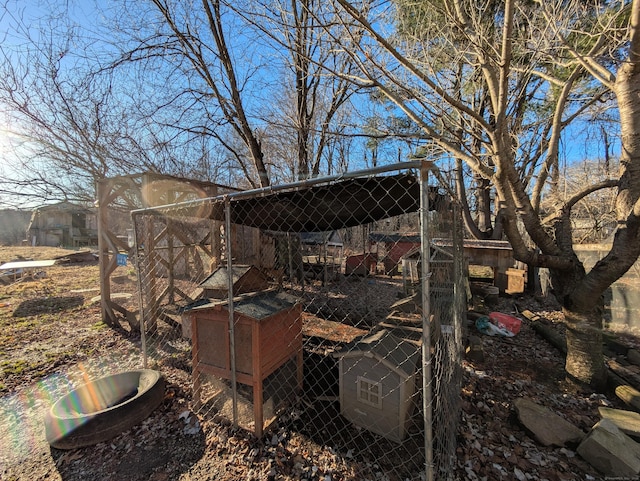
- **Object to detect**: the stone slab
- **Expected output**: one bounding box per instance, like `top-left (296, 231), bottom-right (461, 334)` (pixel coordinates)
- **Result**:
top-left (577, 418), bottom-right (640, 477)
top-left (513, 397), bottom-right (584, 447)
top-left (599, 407), bottom-right (640, 438)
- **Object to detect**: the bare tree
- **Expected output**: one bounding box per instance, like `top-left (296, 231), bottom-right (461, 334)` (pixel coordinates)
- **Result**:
top-left (542, 159), bottom-right (619, 244)
top-left (328, 0), bottom-right (637, 389)
top-left (109, 0), bottom-right (272, 188)
top-left (0, 2), bottom-right (187, 205)
top-left (229, 0), bottom-right (362, 181)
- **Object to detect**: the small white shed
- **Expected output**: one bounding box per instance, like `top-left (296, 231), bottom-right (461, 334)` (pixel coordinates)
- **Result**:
top-left (333, 329), bottom-right (420, 443)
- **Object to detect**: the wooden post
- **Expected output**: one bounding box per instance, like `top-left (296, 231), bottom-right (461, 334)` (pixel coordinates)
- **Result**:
top-left (252, 319), bottom-right (263, 437)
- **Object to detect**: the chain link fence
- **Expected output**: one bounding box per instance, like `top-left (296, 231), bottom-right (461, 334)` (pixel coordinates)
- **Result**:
top-left (131, 161), bottom-right (465, 480)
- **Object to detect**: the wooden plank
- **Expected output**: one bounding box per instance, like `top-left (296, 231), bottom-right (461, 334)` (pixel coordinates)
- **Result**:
top-left (302, 312), bottom-right (366, 342)
top-left (378, 322), bottom-right (422, 333)
top-left (608, 359), bottom-right (640, 392)
top-left (98, 180), bottom-right (116, 328)
top-left (615, 384), bottom-right (640, 413)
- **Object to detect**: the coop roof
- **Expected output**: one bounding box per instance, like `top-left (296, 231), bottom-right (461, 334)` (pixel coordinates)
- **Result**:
top-left (190, 290), bottom-right (300, 320)
top-left (198, 265), bottom-right (264, 289)
top-left (212, 174), bottom-right (421, 233)
top-left (233, 291), bottom-right (300, 319)
top-left (334, 329), bottom-right (421, 378)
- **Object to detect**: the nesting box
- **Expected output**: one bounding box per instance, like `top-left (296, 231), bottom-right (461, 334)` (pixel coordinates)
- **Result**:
top-left (333, 329), bottom-right (420, 443)
top-left (188, 290), bottom-right (303, 436)
top-left (198, 265), bottom-right (270, 299)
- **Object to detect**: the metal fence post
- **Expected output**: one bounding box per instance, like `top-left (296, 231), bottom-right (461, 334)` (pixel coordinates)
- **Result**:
top-left (131, 212), bottom-right (148, 369)
top-left (420, 161), bottom-right (434, 481)
top-left (225, 197), bottom-right (239, 427)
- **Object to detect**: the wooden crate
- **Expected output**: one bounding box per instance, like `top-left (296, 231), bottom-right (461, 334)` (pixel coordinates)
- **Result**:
top-left (505, 268), bottom-right (526, 294)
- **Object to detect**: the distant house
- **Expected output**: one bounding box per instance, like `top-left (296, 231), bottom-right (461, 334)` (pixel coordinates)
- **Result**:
top-left (27, 202), bottom-right (98, 248)
top-left (300, 231), bottom-right (343, 262)
top-left (300, 231), bottom-right (343, 281)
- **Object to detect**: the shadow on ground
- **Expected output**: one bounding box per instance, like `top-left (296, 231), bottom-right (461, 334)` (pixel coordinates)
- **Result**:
top-left (13, 296), bottom-right (85, 317)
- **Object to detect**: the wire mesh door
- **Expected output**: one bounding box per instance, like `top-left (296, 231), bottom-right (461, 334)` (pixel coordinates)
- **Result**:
top-left (131, 161), bottom-right (464, 480)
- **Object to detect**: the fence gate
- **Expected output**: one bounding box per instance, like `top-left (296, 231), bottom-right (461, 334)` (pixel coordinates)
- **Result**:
top-left (132, 161), bottom-right (465, 481)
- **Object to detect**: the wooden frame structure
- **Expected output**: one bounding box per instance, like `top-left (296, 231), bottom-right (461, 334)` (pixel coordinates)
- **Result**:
top-left (97, 173), bottom-right (235, 330)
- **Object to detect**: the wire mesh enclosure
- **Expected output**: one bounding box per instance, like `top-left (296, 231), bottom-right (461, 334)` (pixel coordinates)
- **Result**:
top-left (131, 161), bottom-right (465, 480)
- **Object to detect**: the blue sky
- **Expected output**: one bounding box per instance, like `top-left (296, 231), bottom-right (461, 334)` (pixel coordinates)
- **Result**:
top-left (0, 0), bottom-right (624, 210)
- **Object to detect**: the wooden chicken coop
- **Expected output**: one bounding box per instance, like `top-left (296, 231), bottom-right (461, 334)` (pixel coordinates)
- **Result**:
top-left (186, 290), bottom-right (303, 436)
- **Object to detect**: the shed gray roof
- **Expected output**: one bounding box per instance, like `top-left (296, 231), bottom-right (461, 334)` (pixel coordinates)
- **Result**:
top-left (334, 329), bottom-right (420, 378)
top-left (198, 265), bottom-right (261, 289)
top-left (300, 231), bottom-right (343, 246)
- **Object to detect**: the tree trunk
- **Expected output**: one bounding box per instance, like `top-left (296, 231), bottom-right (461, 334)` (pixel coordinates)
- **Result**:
top-left (557, 0), bottom-right (640, 390)
top-left (549, 251), bottom-right (609, 390)
top-left (563, 306), bottom-right (607, 389)
top-left (561, 0), bottom-right (640, 391)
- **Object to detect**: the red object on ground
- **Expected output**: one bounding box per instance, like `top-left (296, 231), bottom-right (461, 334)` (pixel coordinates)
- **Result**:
top-left (489, 312), bottom-right (522, 335)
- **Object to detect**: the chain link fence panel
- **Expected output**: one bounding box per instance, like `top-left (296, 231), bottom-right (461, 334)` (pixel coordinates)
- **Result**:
top-left (132, 162), bottom-right (464, 480)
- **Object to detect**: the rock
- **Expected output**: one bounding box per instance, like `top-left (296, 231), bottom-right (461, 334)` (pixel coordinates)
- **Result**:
top-left (465, 335), bottom-right (484, 362)
top-left (577, 418), bottom-right (640, 477)
top-left (513, 397), bottom-right (585, 447)
top-left (598, 407), bottom-right (640, 438)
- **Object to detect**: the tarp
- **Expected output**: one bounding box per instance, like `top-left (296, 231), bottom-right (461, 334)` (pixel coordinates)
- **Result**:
top-left (212, 174), bottom-right (421, 233)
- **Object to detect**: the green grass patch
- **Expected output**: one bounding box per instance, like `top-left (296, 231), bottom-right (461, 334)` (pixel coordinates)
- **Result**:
top-left (45, 350), bottom-right (74, 362)
top-left (1, 358), bottom-right (30, 375)
top-left (90, 321), bottom-right (108, 331)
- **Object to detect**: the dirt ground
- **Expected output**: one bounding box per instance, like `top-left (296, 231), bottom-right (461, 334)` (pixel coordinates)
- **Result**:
top-left (0, 246), bottom-right (637, 480)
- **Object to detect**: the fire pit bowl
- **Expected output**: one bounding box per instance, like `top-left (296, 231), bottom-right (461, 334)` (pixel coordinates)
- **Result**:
top-left (45, 369), bottom-right (165, 450)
